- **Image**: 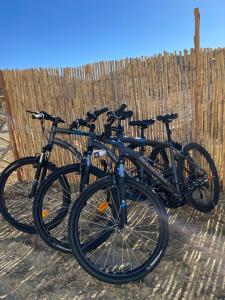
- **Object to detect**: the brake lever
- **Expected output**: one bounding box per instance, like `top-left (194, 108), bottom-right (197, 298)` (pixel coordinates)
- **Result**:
top-left (26, 109), bottom-right (37, 114)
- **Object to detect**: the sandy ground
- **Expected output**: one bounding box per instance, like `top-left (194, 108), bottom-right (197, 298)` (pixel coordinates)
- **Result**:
top-left (0, 194), bottom-right (224, 300)
top-left (1, 125), bottom-right (225, 299)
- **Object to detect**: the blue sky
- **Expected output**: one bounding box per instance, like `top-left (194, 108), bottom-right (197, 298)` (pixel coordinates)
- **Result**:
top-left (0, 0), bottom-right (224, 69)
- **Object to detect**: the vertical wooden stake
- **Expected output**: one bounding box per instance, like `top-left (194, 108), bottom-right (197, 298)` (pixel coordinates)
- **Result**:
top-left (194, 8), bottom-right (201, 143)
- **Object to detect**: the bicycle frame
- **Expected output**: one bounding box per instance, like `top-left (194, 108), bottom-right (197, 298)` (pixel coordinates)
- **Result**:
top-left (90, 136), bottom-right (182, 199)
top-left (29, 123), bottom-right (89, 197)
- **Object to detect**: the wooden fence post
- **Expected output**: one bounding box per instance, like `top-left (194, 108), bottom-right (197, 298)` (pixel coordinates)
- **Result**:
top-left (194, 8), bottom-right (201, 143)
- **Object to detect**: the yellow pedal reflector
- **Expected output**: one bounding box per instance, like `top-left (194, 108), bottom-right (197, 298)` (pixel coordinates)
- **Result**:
top-left (97, 201), bottom-right (109, 213)
top-left (42, 209), bottom-right (49, 219)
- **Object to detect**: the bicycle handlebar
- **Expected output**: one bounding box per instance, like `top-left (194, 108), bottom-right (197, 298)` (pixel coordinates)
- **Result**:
top-left (106, 104), bottom-right (128, 125)
top-left (26, 110), bottom-right (65, 124)
top-left (69, 107), bottom-right (108, 130)
top-left (93, 107), bottom-right (109, 119)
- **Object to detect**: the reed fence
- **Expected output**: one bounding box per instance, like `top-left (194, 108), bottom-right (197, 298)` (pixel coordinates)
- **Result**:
top-left (0, 48), bottom-right (225, 187)
top-left (0, 95), bottom-right (11, 173)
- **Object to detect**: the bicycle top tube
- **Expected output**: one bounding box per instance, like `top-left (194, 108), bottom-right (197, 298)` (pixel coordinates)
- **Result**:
top-left (91, 134), bottom-right (179, 196)
top-left (121, 136), bottom-right (169, 148)
top-left (55, 127), bottom-right (89, 137)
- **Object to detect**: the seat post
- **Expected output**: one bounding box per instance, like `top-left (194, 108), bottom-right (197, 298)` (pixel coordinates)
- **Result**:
top-left (140, 126), bottom-right (146, 153)
top-left (165, 122), bottom-right (172, 142)
top-left (140, 126), bottom-right (145, 139)
top-left (165, 120), bottom-right (180, 193)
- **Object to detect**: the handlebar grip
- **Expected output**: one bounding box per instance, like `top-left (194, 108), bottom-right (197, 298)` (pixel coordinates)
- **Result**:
top-left (39, 111), bottom-right (65, 123)
top-left (121, 111), bottom-right (133, 119)
top-left (27, 110), bottom-right (43, 119)
top-left (39, 111), bottom-right (54, 122)
top-left (55, 117), bottom-right (65, 124)
top-left (115, 104), bottom-right (127, 117)
top-left (93, 107), bottom-right (108, 118)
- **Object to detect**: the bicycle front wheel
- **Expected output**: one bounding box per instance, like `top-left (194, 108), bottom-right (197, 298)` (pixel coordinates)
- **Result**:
top-left (33, 163), bottom-right (105, 253)
top-left (0, 156), bottom-right (58, 234)
top-left (68, 176), bottom-right (169, 284)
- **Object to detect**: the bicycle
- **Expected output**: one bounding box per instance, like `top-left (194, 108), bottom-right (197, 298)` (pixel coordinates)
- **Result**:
top-left (0, 108), bottom-right (107, 234)
top-left (33, 109), bottom-right (169, 281)
top-left (32, 105), bottom-right (137, 253)
top-left (68, 112), bottom-right (219, 283)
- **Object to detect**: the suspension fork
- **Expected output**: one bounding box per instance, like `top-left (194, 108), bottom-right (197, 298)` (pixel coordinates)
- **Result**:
top-left (29, 149), bottom-right (50, 198)
top-left (30, 123), bottom-right (57, 198)
top-left (79, 150), bottom-right (92, 192)
top-left (118, 156), bottom-right (127, 228)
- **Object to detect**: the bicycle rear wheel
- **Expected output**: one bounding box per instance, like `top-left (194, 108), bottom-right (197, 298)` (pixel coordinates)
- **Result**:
top-left (178, 143), bottom-right (220, 212)
top-left (68, 176), bottom-right (169, 284)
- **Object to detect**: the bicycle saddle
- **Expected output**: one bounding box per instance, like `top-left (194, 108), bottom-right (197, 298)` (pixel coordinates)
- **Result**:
top-left (157, 113), bottom-right (178, 123)
top-left (129, 119), bottom-right (155, 128)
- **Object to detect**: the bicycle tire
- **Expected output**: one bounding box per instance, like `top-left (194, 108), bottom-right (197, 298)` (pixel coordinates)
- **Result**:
top-left (0, 156), bottom-right (62, 234)
top-left (68, 176), bottom-right (169, 284)
top-left (33, 163), bottom-right (105, 253)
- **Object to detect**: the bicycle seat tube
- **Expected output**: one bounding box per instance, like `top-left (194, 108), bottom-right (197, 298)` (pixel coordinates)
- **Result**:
top-left (165, 122), bottom-right (181, 195)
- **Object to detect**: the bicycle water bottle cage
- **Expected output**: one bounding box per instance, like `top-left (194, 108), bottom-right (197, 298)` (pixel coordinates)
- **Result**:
top-left (157, 113), bottom-right (178, 123)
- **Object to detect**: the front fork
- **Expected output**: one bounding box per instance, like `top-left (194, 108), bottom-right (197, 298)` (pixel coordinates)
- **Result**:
top-left (29, 151), bottom-right (49, 198)
top-left (79, 152), bottom-right (92, 192)
top-left (118, 158), bottom-right (127, 228)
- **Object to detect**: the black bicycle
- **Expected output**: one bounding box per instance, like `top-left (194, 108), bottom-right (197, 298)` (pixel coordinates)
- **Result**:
top-left (68, 111), bottom-right (219, 284)
top-left (32, 105), bottom-right (175, 254)
top-left (32, 105), bottom-right (142, 253)
top-left (32, 108), bottom-right (169, 281)
top-left (0, 108), bottom-right (107, 234)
